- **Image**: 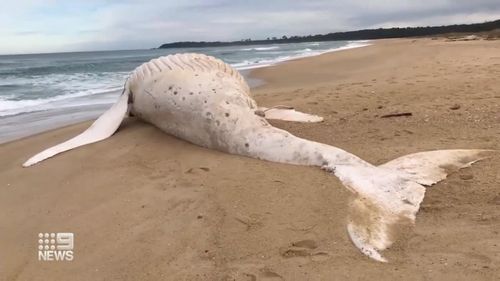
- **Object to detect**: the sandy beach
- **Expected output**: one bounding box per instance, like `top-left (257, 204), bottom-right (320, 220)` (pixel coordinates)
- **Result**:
top-left (1, 38), bottom-right (499, 280)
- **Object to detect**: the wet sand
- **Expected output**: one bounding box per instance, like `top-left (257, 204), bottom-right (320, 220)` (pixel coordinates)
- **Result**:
top-left (0, 38), bottom-right (499, 280)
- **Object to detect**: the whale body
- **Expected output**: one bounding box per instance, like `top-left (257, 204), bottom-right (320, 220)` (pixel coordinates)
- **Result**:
top-left (23, 53), bottom-right (492, 262)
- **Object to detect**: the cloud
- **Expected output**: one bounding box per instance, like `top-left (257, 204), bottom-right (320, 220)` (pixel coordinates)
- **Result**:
top-left (0, 0), bottom-right (499, 54)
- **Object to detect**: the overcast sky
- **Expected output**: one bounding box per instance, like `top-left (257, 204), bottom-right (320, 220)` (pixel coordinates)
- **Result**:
top-left (1, 0), bottom-right (499, 54)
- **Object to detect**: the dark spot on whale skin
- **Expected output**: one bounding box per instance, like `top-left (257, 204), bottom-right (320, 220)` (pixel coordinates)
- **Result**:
top-left (245, 143), bottom-right (249, 148)
top-left (292, 150), bottom-right (311, 164)
top-left (402, 199), bottom-right (413, 205)
top-left (174, 91), bottom-right (178, 95)
top-left (204, 100), bottom-right (207, 103)
top-left (315, 153), bottom-right (326, 165)
top-left (225, 101), bottom-right (230, 104)
top-left (189, 92), bottom-right (194, 95)
top-left (182, 97), bottom-right (185, 100)
top-left (255, 110), bottom-right (265, 117)
top-left (169, 86), bottom-right (173, 90)
top-left (225, 113), bottom-right (230, 117)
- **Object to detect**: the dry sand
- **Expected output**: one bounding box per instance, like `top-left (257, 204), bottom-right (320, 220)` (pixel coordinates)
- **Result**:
top-left (0, 38), bottom-right (499, 281)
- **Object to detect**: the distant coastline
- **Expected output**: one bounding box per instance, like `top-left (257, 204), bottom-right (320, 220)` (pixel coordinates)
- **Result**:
top-left (159, 19), bottom-right (500, 49)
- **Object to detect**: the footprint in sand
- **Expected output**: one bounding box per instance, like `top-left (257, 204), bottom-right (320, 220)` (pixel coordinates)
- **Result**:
top-left (226, 265), bottom-right (283, 281)
top-left (185, 167), bottom-right (210, 174)
top-left (279, 239), bottom-right (329, 261)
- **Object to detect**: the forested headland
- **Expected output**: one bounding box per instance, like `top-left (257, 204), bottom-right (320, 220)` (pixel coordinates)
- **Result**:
top-left (159, 19), bottom-right (500, 49)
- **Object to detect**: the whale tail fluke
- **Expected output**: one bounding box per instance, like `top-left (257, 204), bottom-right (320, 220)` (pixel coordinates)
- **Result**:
top-left (332, 149), bottom-right (493, 262)
top-left (379, 149), bottom-right (492, 185)
top-left (23, 89), bottom-right (130, 167)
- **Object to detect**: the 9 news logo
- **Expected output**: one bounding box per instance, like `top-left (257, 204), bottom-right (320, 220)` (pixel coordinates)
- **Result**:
top-left (37, 232), bottom-right (74, 261)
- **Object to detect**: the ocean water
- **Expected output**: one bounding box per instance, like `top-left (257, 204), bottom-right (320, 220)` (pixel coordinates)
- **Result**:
top-left (0, 40), bottom-right (369, 142)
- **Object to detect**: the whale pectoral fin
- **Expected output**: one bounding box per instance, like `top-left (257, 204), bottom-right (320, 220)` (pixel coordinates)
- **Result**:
top-left (257, 106), bottom-right (323, 123)
top-left (23, 91), bottom-right (130, 167)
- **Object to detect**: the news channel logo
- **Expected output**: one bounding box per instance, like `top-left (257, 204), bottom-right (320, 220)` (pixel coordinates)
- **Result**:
top-left (37, 232), bottom-right (74, 261)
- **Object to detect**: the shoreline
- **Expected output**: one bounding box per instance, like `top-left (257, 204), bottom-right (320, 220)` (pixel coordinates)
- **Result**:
top-left (0, 40), bottom-right (370, 144)
top-left (1, 38), bottom-right (499, 280)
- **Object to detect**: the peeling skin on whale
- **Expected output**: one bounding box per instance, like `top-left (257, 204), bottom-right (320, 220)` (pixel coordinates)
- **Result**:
top-left (22, 53), bottom-right (494, 262)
